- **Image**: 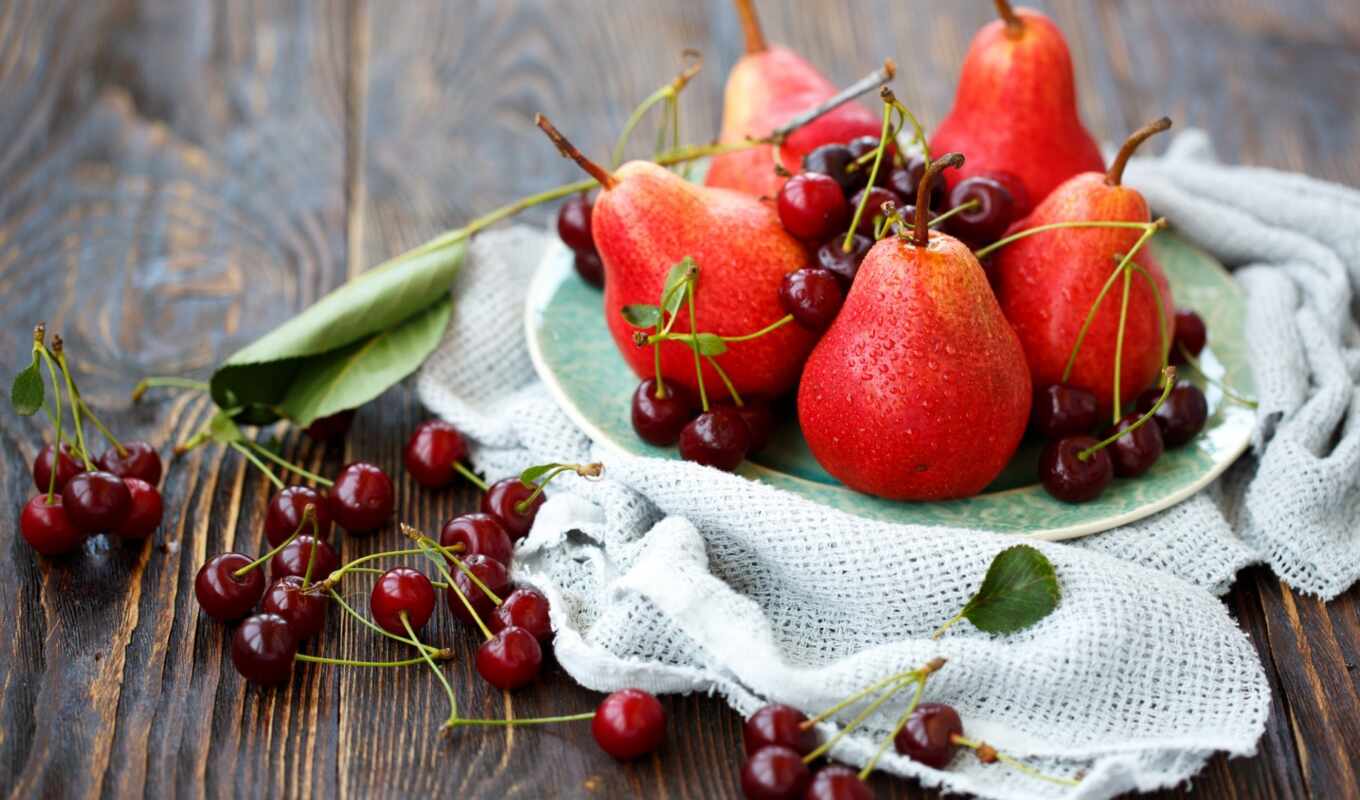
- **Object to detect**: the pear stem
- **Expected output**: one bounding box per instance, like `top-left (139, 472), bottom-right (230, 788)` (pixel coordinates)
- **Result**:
top-left (913, 153), bottom-right (964, 246)
top-left (994, 0), bottom-right (1024, 35)
top-left (734, 0), bottom-right (767, 54)
top-left (536, 114), bottom-right (618, 190)
top-left (1107, 117), bottom-right (1172, 186)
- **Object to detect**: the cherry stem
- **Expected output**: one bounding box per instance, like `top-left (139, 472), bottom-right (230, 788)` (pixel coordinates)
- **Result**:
top-left (843, 97), bottom-right (896, 252)
top-left (234, 506), bottom-right (314, 578)
top-left (859, 674), bottom-right (928, 780)
top-left (926, 198), bottom-right (980, 229)
top-left (513, 463), bottom-right (603, 514)
top-left (1177, 344), bottom-right (1258, 407)
top-left (734, 0), bottom-right (766, 53)
top-left (801, 658), bottom-right (945, 730)
top-left (951, 735), bottom-right (1080, 787)
top-left (722, 313), bottom-right (794, 344)
top-left (300, 506), bottom-right (322, 587)
top-left (296, 652), bottom-right (448, 668)
top-left (1107, 117), bottom-right (1172, 187)
top-left (704, 356), bottom-right (743, 407)
top-left (132, 376), bottom-right (209, 403)
top-left (611, 53), bottom-right (703, 168)
top-left (1111, 267), bottom-right (1133, 424)
top-left (325, 587), bottom-right (444, 655)
top-left (652, 327), bottom-right (668, 399)
top-left (50, 342), bottom-right (95, 470)
top-left (931, 611), bottom-right (965, 640)
top-left (451, 461), bottom-right (490, 492)
top-left (1078, 367), bottom-right (1176, 461)
top-left (447, 552), bottom-right (504, 606)
top-left (229, 441), bottom-right (286, 490)
top-left (404, 525), bottom-right (494, 640)
top-left (448, 711), bottom-right (596, 729)
top-left (994, 0), bottom-right (1024, 34)
top-left (245, 440), bottom-right (334, 487)
top-left (536, 114), bottom-right (618, 190)
top-left (315, 543), bottom-right (465, 591)
top-left (802, 676), bottom-right (915, 764)
top-left (1122, 259), bottom-right (1172, 371)
top-left (973, 219), bottom-right (1163, 260)
top-left (914, 153), bottom-right (965, 246)
top-left (685, 282), bottom-right (710, 412)
top-left (37, 346), bottom-right (66, 504)
top-left (402, 612), bottom-right (460, 727)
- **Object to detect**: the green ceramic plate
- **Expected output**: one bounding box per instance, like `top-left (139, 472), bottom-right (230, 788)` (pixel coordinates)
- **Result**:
top-left (525, 232), bottom-right (1255, 541)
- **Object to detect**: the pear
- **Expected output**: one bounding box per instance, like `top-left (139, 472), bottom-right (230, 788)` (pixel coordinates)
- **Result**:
top-left (929, 0), bottom-right (1104, 213)
top-left (993, 118), bottom-right (1176, 414)
top-left (798, 154), bottom-right (1032, 501)
top-left (704, 0), bottom-right (882, 198)
top-left (537, 116), bottom-right (817, 399)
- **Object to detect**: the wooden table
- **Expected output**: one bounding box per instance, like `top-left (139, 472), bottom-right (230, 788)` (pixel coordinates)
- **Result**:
top-left (2, 2), bottom-right (1357, 797)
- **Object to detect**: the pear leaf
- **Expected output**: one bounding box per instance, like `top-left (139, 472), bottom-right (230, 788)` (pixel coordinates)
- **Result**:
top-left (693, 333), bottom-right (727, 356)
top-left (958, 545), bottom-right (1060, 635)
top-left (621, 304), bottom-right (662, 329)
top-left (10, 358), bottom-right (44, 417)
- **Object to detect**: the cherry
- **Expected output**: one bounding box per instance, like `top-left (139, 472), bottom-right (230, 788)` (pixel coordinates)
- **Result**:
top-left (1136, 382), bottom-right (1207, 446)
top-left (678, 407), bottom-right (751, 472)
top-left (893, 702), bottom-right (962, 769)
top-left (112, 478), bottom-right (163, 540)
top-left (945, 175), bottom-right (1017, 244)
top-left (805, 766), bottom-right (873, 800)
top-left (743, 704), bottom-right (816, 756)
top-left (592, 688), bottom-right (666, 760)
top-left (304, 409), bottom-right (355, 442)
top-left (195, 553), bottom-right (267, 621)
top-left (490, 587), bottom-right (552, 642)
top-left (815, 234), bottom-right (873, 289)
top-left (557, 193), bottom-right (595, 253)
top-left (448, 553), bottom-right (511, 625)
top-left (900, 154), bottom-right (946, 210)
top-left (848, 186), bottom-right (903, 236)
top-left (1031, 384), bottom-right (1099, 439)
top-left (19, 495), bottom-right (85, 556)
top-left (1171, 309), bottom-right (1207, 364)
top-left (846, 136), bottom-right (895, 186)
top-left (802, 144), bottom-right (857, 194)
top-left (231, 613), bottom-right (297, 685)
top-left (632, 378), bottom-right (697, 446)
top-left (330, 462), bottom-right (394, 533)
top-left (481, 478), bottom-right (544, 540)
top-left (262, 575), bottom-right (327, 640)
top-left (270, 535), bottom-right (340, 582)
top-left (886, 166), bottom-right (920, 205)
top-left (61, 470), bottom-right (131, 533)
top-left (741, 745), bottom-right (811, 800)
top-left (404, 419), bottom-right (470, 489)
top-left (96, 440), bottom-right (163, 485)
top-left (575, 250), bottom-right (606, 289)
top-left (1038, 436), bottom-right (1113, 503)
top-left (731, 400), bottom-right (773, 454)
top-left (778, 173), bottom-right (850, 242)
top-left (1106, 413), bottom-right (1164, 478)
top-left (265, 486), bottom-right (333, 546)
top-left (33, 443), bottom-right (82, 494)
top-left (779, 268), bottom-right (845, 331)
top-left (370, 567), bottom-right (436, 635)
top-left (475, 625), bottom-right (543, 689)
top-left (440, 512), bottom-right (514, 565)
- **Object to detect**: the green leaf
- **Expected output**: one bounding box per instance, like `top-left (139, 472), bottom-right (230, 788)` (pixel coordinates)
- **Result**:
top-left (960, 545), bottom-right (1060, 635)
top-left (694, 333), bottom-right (727, 356)
top-left (659, 257), bottom-right (696, 318)
top-left (519, 463), bottom-right (562, 485)
top-left (277, 297), bottom-right (452, 426)
top-left (621, 304), bottom-right (662, 329)
top-left (210, 239), bottom-right (465, 425)
top-left (207, 409), bottom-right (245, 444)
top-left (10, 359), bottom-right (43, 416)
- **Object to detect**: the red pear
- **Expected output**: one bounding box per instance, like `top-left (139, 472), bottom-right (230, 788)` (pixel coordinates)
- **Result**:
top-left (798, 155), bottom-right (1032, 500)
top-left (994, 118), bottom-right (1176, 414)
top-left (538, 116), bottom-right (817, 399)
top-left (929, 0), bottom-right (1104, 213)
top-left (704, 0), bottom-right (883, 198)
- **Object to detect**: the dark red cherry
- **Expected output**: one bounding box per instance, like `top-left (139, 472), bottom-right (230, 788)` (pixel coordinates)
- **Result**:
top-left (886, 166), bottom-right (920, 205)
top-left (404, 419), bottom-right (470, 489)
top-left (592, 689), bottom-right (666, 760)
top-left (802, 144), bottom-right (857, 194)
top-left (815, 234), bottom-right (873, 289)
top-left (632, 378), bottom-right (697, 446)
top-left (731, 400), bottom-right (773, 453)
top-left (946, 175), bottom-right (1017, 244)
top-left (475, 625), bottom-right (543, 689)
top-left (481, 478), bottom-right (544, 540)
top-left (743, 704), bottom-right (816, 756)
top-left (33, 442), bottom-right (81, 494)
top-left (261, 575), bottom-right (326, 640)
top-left (1106, 413), bottom-right (1164, 478)
top-left (20, 494), bottom-right (85, 556)
top-left (846, 136), bottom-right (895, 185)
top-left (304, 410), bottom-right (355, 442)
top-left (848, 186), bottom-right (903, 236)
top-left (1039, 436), bottom-right (1113, 503)
top-left (231, 613), bottom-right (297, 685)
top-left (678, 408), bottom-right (751, 472)
top-left (779, 268), bottom-right (844, 331)
top-left (270, 535), bottom-right (340, 582)
top-left (330, 462), bottom-right (394, 533)
top-left (265, 486), bottom-right (333, 546)
top-left (557, 193), bottom-right (595, 253)
top-left (96, 440), bottom-right (162, 485)
top-left (447, 554), bottom-right (511, 625)
top-left (112, 478), bottom-right (163, 540)
top-left (1137, 382), bottom-right (1208, 447)
top-left (370, 567), bottom-right (436, 635)
top-left (490, 587), bottom-right (552, 642)
top-left (61, 470), bottom-right (131, 533)
top-left (741, 745), bottom-right (811, 800)
top-left (778, 173), bottom-right (851, 242)
top-left (1171, 310), bottom-right (1207, 364)
top-left (805, 765), bottom-right (874, 800)
top-left (195, 553), bottom-right (267, 621)
top-left (575, 250), bottom-right (606, 288)
top-left (894, 702), bottom-right (963, 769)
top-left (1031, 384), bottom-right (1099, 439)
top-left (440, 512), bottom-right (514, 565)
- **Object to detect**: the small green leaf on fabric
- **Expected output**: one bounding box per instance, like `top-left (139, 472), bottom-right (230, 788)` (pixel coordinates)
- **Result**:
top-left (959, 545), bottom-right (1060, 635)
top-left (622, 304), bottom-right (662, 329)
top-left (10, 359), bottom-right (44, 416)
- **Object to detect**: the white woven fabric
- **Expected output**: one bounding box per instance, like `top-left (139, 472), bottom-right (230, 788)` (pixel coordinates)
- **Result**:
top-left (417, 133), bottom-right (1359, 798)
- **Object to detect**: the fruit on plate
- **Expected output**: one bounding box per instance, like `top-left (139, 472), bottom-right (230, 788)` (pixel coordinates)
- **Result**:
top-left (929, 0), bottom-right (1104, 213)
top-left (798, 154), bottom-right (1032, 500)
top-left (537, 115), bottom-right (817, 398)
top-left (704, 0), bottom-right (883, 198)
top-left (993, 118), bottom-right (1175, 414)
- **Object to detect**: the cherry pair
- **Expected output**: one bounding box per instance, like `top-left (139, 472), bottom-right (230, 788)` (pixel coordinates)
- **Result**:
top-left (404, 419), bottom-right (546, 539)
top-left (557, 193), bottom-right (605, 287)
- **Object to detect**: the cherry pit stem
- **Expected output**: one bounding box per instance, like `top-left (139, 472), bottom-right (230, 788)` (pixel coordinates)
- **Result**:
top-left (1107, 117), bottom-right (1171, 187)
top-left (233, 505), bottom-right (315, 578)
top-left (950, 735), bottom-right (1079, 787)
top-left (914, 153), bottom-right (965, 246)
top-left (452, 461), bottom-right (490, 492)
top-left (132, 376), bottom-right (209, 403)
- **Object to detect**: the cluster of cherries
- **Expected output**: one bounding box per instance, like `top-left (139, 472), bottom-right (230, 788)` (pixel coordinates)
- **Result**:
top-left (1035, 309), bottom-right (1210, 502)
top-left (558, 193), bottom-right (605, 287)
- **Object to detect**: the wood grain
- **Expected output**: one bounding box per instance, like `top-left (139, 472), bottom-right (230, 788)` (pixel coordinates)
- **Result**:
top-left (0, 2), bottom-right (1357, 798)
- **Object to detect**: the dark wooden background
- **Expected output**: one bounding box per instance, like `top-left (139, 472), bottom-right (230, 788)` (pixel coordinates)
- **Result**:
top-left (1, 1), bottom-right (1357, 797)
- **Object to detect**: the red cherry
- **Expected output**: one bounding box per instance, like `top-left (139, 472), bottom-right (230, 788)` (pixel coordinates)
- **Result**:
top-left (447, 554), bottom-right (510, 626)
top-left (112, 478), bottom-right (163, 540)
top-left (778, 173), bottom-right (850, 242)
top-left (893, 702), bottom-right (962, 769)
top-left (195, 553), bottom-right (267, 621)
top-left (61, 470), bottom-right (131, 533)
top-left (490, 587), bottom-right (552, 642)
top-left (370, 567), bottom-right (436, 635)
top-left (945, 175), bottom-right (1018, 244)
top-left (439, 512), bottom-right (514, 565)
top-left (270, 535), bottom-right (340, 582)
top-left (678, 408), bottom-right (750, 471)
top-left (743, 704), bottom-right (816, 756)
top-left (802, 144), bottom-right (858, 193)
top-left (231, 613), bottom-right (297, 684)
top-left (1038, 436), bottom-right (1113, 503)
top-left (330, 462), bottom-right (394, 533)
top-left (815, 234), bottom-right (872, 289)
top-left (1105, 412), bottom-right (1165, 478)
top-left (557, 193), bottom-right (595, 253)
top-left (96, 440), bottom-right (163, 485)
top-left (475, 625), bottom-right (543, 689)
top-left (741, 745), bottom-right (811, 800)
top-left (403, 419), bottom-right (470, 489)
top-left (1171, 310), bottom-right (1207, 363)
top-left (805, 765), bottom-right (873, 800)
top-left (574, 251), bottom-right (606, 288)
top-left (265, 486), bottom-right (333, 546)
top-left (631, 378), bottom-right (697, 446)
top-left (481, 478), bottom-right (544, 540)
top-left (1031, 384), bottom-right (1099, 439)
top-left (592, 688), bottom-right (666, 760)
top-left (1136, 382), bottom-right (1208, 447)
top-left (261, 575), bottom-right (327, 641)
top-left (19, 494), bottom-right (85, 556)
top-left (304, 409), bottom-right (355, 442)
top-left (728, 399), bottom-right (773, 454)
top-left (33, 443), bottom-right (81, 493)
top-left (779, 268), bottom-right (845, 331)
top-left (847, 186), bottom-right (903, 236)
